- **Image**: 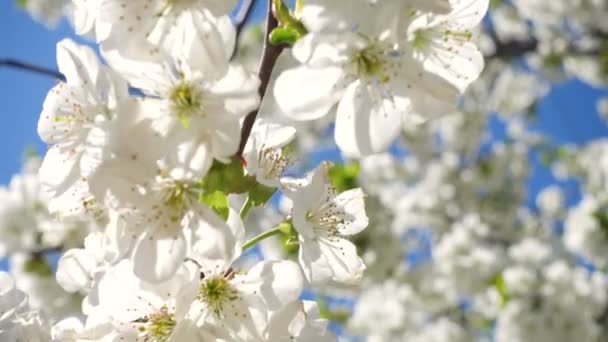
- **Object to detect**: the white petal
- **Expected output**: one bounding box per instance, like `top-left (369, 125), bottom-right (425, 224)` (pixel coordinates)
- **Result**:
top-left (450, 0), bottom-right (489, 28)
top-left (132, 231), bottom-right (187, 283)
top-left (210, 117), bottom-right (241, 161)
top-left (184, 12), bottom-right (234, 79)
top-left (151, 11), bottom-right (233, 81)
top-left (291, 33), bottom-right (353, 66)
top-left (56, 248), bottom-right (97, 293)
top-left (72, 0), bottom-right (98, 36)
top-left (56, 39), bottom-right (100, 86)
top-left (249, 120), bottom-right (296, 150)
top-left (274, 65), bottom-right (346, 121)
top-left (207, 64), bottom-right (260, 116)
top-left (332, 188), bottom-right (369, 235)
top-left (38, 146), bottom-right (80, 194)
top-left (164, 131), bottom-right (213, 179)
top-left (298, 237), bottom-right (333, 284)
top-left (38, 83), bottom-right (89, 145)
top-left (242, 260), bottom-right (303, 310)
top-left (191, 207), bottom-right (244, 274)
top-left (97, 262), bottom-right (155, 322)
top-left (100, 38), bottom-right (168, 94)
top-left (334, 82), bottom-right (404, 157)
top-left (289, 163), bottom-right (332, 239)
top-left (317, 237), bottom-right (365, 284)
top-left (418, 41), bottom-right (484, 94)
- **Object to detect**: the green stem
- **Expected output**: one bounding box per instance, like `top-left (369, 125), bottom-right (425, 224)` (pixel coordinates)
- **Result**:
top-left (242, 227), bottom-right (283, 251)
top-left (239, 196), bottom-right (254, 219)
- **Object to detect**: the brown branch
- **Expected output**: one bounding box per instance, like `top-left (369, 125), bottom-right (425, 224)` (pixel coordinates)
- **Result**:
top-left (0, 58), bottom-right (64, 80)
top-left (486, 38), bottom-right (539, 59)
top-left (236, 0), bottom-right (284, 157)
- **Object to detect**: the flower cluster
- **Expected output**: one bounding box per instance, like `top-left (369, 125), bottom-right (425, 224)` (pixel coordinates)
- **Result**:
top-left (11, 0), bottom-right (608, 340)
top-left (3, 0), bottom-right (492, 340)
top-left (342, 0), bottom-right (608, 339)
top-left (12, 0), bottom-right (608, 339)
top-left (9, 0), bottom-right (608, 339)
top-left (18, 0), bottom-right (608, 340)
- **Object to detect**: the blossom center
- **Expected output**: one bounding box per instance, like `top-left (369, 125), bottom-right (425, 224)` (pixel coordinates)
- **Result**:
top-left (259, 147), bottom-right (291, 180)
top-left (138, 305), bottom-right (176, 342)
top-left (164, 182), bottom-right (188, 208)
top-left (169, 81), bottom-right (203, 126)
top-left (198, 276), bottom-right (239, 317)
top-left (350, 41), bottom-right (398, 84)
top-left (352, 44), bottom-right (386, 77)
top-left (157, 179), bottom-right (196, 223)
top-left (412, 29), bottom-right (429, 50)
top-left (305, 189), bottom-right (345, 236)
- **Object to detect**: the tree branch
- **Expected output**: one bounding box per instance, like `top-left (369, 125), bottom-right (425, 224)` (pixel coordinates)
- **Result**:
top-left (236, 0), bottom-right (284, 157)
top-left (0, 58), bottom-right (64, 80)
top-left (486, 37), bottom-right (539, 59)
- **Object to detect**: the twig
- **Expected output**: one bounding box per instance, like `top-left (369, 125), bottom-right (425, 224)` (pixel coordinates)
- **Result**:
top-left (236, 0), bottom-right (284, 157)
top-left (0, 58), bottom-right (64, 80)
top-left (486, 37), bottom-right (539, 59)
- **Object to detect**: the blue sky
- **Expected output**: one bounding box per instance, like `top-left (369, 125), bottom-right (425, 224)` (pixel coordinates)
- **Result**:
top-left (1, 1), bottom-right (607, 207)
top-left (1, 3), bottom-right (73, 184)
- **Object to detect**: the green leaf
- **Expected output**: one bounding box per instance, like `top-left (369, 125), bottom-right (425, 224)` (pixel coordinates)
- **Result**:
top-left (328, 162), bottom-right (360, 192)
top-left (200, 190), bottom-right (229, 220)
top-left (202, 158), bottom-right (255, 195)
top-left (248, 183), bottom-right (276, 207)
top-left (16, 0), bottom-right (28, 8)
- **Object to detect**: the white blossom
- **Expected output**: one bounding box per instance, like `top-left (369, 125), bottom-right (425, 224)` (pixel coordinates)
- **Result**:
top-left (286, 162), bottom-right (368, 284)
